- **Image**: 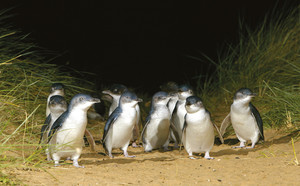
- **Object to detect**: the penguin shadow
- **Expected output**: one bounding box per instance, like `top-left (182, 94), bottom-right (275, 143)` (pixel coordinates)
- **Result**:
top-left (212, 138), bottom-right (264, 157)
top-left (264, 129), bottom-right (299, 146)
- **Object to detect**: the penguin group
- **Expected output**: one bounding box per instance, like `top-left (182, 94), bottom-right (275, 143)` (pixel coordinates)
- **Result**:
top-left (40, 82), bottom-right (264, 167)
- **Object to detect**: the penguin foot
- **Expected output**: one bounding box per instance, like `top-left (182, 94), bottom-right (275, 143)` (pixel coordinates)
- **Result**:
top-left (163, 147), bottom-right (171, 152)
top-left (245, 146), bottom-right (255, 149)
top-left (73, 161), bottom-right (84, 168)
top-left (204, 152), bottom-right (214, 160)
top-left (124, 155), bottom-right (136, 158)
top-left (131, 142), bottom-right (141, 148)
top-left (189, 156), bottom-right (199, 160)
top-left (232, 145), bottom-right (245, 149)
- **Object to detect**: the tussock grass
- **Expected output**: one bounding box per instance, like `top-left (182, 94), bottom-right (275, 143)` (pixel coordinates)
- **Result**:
top-left (196, 5), bottom-right (300, 129)
top-left (0, 9), bottom-right (97, 183)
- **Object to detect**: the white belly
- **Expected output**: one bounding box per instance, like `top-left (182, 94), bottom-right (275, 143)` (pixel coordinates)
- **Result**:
top-left (109, 110), bottom-right (137, 149)
top-left (231, 110), bottom-right (259, 141)
top-left (144, 118), bottom-right (170, 149)
top-left (49, 110), bottom-right (87, 158)
top-left (183, 113), bottom-right (214, 154)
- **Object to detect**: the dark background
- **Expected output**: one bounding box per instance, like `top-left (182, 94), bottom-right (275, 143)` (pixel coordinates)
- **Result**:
top-left (0, 1), bottom-right (295, 94)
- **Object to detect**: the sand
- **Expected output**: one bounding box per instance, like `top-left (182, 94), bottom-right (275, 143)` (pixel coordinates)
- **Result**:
top-left (4, 127), bottom-right (299, 186)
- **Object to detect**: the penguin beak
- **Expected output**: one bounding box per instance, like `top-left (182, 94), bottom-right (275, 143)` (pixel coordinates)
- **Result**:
top-left (136, 98), bottom-right (143, 102)
top-left (250, 93), bottom-right (257, 97)
top-left (91, 98), bottom-right (101, 103)
top-left (102, 90), bottom-right (112, 95)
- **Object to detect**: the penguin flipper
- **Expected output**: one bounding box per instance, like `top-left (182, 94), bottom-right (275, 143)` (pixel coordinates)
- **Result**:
top-left (84, 129), bottom-right (96, 151)
top-left (102, 107), bottom-right (121, 143)
top-left (170, 121), bottom-right (180, 145)
top-left (179, 114), bottom-right (188, 151)
top-left (48, 112), bottom-right (67, 142)
top-left (250, 102), bottom-right (264, 141)
top-left (212, 123), bottom-right (224, 144)
top-left (220, 113), bottom-right (231, 136)
top-left (171, 100), bottom-right (179, 118)
top-left (40, 114), bottom-right (51, 144)
top-left (140, 115), bottom-right (151, 144)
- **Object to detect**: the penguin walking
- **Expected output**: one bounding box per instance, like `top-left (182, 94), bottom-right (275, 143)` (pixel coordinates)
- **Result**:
top-left (40, 95), bottom-right (67, 160)
top-left (141, 91), bottom-right (171, 152)
top-left (102, 84), bottom-right (141, 147)
top-left (220, 88), bottom-right (264, 148)
top-left (182, 96), bottom-right (224, 159)
top-left (171, 84), bottom-right (194, 145)
top-left (102, 91), bottom-right (142, 158)
top-left (48, 94), bottom-right (100, 167)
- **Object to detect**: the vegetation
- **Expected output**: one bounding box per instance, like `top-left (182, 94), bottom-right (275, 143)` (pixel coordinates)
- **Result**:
top-left (0, 9), bottom-right (97, 184)
top-left (195, 5), bottom-right (300, 130)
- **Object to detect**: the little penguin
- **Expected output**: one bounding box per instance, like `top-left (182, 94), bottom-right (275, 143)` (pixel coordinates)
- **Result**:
top-left (102, 84), bottom-right (141, 147)
top-left (160, 81), bottom-right (179, 114)
top-left (141, 91), bottom-right (171, 152)
top-left (48, 94), bottom-right (100, 167)
top-left (40, 95), bottom-right (67, 160)
top-left (160, 82), bottom-right (180, 147)
top-left (46, 83), bottom-right (65, 117)
top-left (220, 88), bottom-right (264, 148)
top-left (102, 91), bottom-right (142, 158)
top-left (102, 84), bottom-right (129, 115)
top-left (182, 96), bottom-right (224, 159)
top-left (171, 84), bottom-right (194, 144)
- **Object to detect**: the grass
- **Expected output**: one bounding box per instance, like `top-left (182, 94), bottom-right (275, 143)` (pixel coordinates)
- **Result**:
top-left (0, 10), bottom-right (98, 184)
top-left (194, 4), bottom-right (300, 130)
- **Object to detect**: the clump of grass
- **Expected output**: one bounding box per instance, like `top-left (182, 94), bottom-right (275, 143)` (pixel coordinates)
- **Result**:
top-left (195, 4), bottom-right (300, 129)
top-left (0, 9), bottom-right (96, 172)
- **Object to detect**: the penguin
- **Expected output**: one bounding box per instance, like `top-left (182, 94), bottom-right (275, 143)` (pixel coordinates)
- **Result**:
top-left (160, 82), bottom-right (180, 147)
top-left (40, 95), bottom-right (67, 161)
top-left (102, 91), bottom-right (142, 158)
top-left (160, 81), bottom-right (179, 114)
top-left (102, 84), bottom-right (129, 115)
top-left (46, 83), bottom-right (65, 117)
top-left (141, 91), bottom-right (171, 152)
top-left (102, 84), bottom-right (141, 147)
top-left (182, 96), bottom-right (224, 159)
top-left (220, 88), bottom-right (264, 148)
top-left (48, 94), bottom-right (100, 167)
top-left (171, 84), bottom-right (194, 145)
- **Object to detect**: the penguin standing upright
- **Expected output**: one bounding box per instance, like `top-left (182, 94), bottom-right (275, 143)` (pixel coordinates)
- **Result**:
top-left (102, 91), bottom-right (142, 158)
top-left (102, 84), bottom-right (141, 147)
top-left (40, 95), bottom-right (67, 160)
top-left (220, 88), bottom-right (264, 148)
top-left (48, 94), bottom-right (100, 167)
top-left (171, 84), bottom-right (194, 145)
top-left (182, 96), bottom-right (224, 159)
top-left (141, 91), bottom-right (171, 152)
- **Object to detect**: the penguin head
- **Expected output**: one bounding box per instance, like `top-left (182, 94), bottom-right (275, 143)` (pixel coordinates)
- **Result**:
top-left (160, 81), bottom-right (179, 93)
top-left (178, 84), bottom-right (193, 100)
top-left (119, 91), bottom-right (143, 107)
top-left (234, 88), bottom-right (257, 103)
top-left (152, 91), bottom-right (170, 106)
top-left (102, 84), bottom-right (128, 101)
top-left (49, 95), bottom-right (68, 113)
top-left (69, 94), bottom-right (101, 111)
top-left (50, 83), bottom-right (65, 95)
top-left (185, 96), bottom-right (203, 113)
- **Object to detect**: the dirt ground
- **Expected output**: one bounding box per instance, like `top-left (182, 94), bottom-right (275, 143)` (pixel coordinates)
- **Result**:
top-left (2, 125), bottom-right (299, 185)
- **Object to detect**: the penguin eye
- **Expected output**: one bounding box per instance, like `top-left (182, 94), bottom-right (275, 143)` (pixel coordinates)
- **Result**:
top-left (79, 97), bottom-right (84, 101)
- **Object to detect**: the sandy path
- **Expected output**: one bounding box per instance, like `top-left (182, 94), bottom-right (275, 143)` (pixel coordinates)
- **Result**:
top-left (7, 129), bottom-right (300, 185)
